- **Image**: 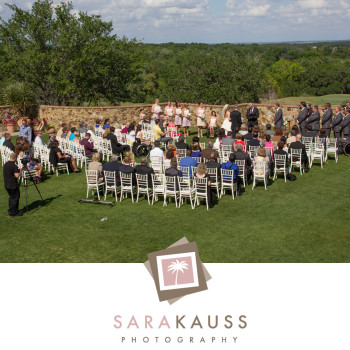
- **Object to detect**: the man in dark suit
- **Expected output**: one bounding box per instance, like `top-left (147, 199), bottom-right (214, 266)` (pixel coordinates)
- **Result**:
top-left (331, 106), bottom-right (343, 139)
top-left (201, 141), bottom-right (219, 161)
top-left (135, 157), bottom-right (154, 188)
top-left (246, 103), bottom-right (259, 127)
top-left (107, 126), bottom-right (130, 156)
top-left (206, 152), bottom-right (221, 180)
top-left (248, 132), bottom-right (260, 149)
top-left (274, 103), bottom-right (284, 130)
top-left (289, 134), bottom-right (309, 172)
top-left (3, 133), bottom-right (15, 151)
top-left (230, 105), bottom-right (242, 132)
top-left (233, 143), bottom-right (252, 180)
top-left (322, 103), bottom-right (333, 137)
top-left (273, 140), bottom-right (289, 170)
top-left (306, 105), bottom-right (320, 137)
top-left (102, 155), bottom-right (123, 186)
top-left (297, 101), bottom-right (308, 134)
top-left (119, 156), bottom-right (136, 185)
top-left (175, 135), bottom-right (189, 150)
top-left (340, 107), bottom-right (350, 138)
top-left (243, 126), bottom-right (253, 141)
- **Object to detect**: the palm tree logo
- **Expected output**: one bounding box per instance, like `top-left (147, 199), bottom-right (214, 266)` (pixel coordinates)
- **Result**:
top-left (168, 259), bottom-right (189, 285)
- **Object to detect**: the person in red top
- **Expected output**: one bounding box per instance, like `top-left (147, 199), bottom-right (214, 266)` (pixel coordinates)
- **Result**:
top-left (234, 133), bottom-right (245, 152)
top-left (80, 134), bottom-right (95, 159)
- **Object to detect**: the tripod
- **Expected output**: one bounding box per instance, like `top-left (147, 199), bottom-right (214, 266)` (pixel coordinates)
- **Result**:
top-left (21, 163), bottom-right (46, 215)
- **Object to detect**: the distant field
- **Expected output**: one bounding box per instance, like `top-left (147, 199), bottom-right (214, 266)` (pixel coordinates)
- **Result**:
top-left (262, 94), bottom-right (350, 106)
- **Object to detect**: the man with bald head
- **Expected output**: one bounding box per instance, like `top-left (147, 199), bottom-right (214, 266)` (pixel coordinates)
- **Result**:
top-left (3, 153), bottom-right (22, 216)
top-left (289, 134), bottom-right (309, 173)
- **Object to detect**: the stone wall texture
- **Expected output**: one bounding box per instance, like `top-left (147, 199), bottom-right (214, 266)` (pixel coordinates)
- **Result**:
top-left (0, 102), bottom-right (332, 131)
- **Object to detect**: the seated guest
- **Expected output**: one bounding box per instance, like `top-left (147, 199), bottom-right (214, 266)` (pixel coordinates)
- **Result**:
top-left (302, 124), bottom-right (315, 138)
top-left (265, 134), bottom-right (274, 156)
top-left (206, 152), bottom-right (221, 180)
top-left (153, 119), bottom-right (173, 145)
top-left (234, 133), bottom-right (245, 152)
top-left (273, 140), bottom-right (289, 169)
top-left (20, 141), bottom-right (43, 181)
top-left (80, 133), bottom-right (96, 159)
top-left (125, 151), bottom-right (136, 167)
top-left (221, 153), bottom-right (242, 195)
top-left (239, 123), bottom-right (248, 136)
top-left (272, 128), bottom-right (283, 143)
top-left (163, 149), bottom-right (175, 169)
top-left (201, 141), bottom-right (219, 161)
top-left (88, 152), bottom-right (103, 182)
top-left (78, 121), bottom-right (88, 135)
top-left (232, 126), bottom-right (240, 139)
top-left (286, 129), bottom-right (297, 146)
top-left (191, 143), bottom-right (201, 157)
top-left (103, 118), bottom-right (111, 130)
top-left (135, 157), bottom-right (154, 188)
top-left (253, 147), bottom-right (270, 178)
top-left (3, 133), bottom-right (15, 151)
top-left (127, 123), bottom-right (136, 143)
top-left (86, 125), bottom-right (95, 138)
top-left (266, 124), bottom-right (275, 137)
top-left (179, 149), bottom-right (198, 178)
top-left (215, 128), bottom-right (226, 150)
top-left (135, 125), bottom-right (151, 146)
top-left (168, 142), bottom-right (177, 156)
top-left (56, 123), bottom-right (67, 138)
top-left (48, 139), bottom-right (80, 172)
top-left (317, 128), bottom-right (328, 149)
top-left (0, 132), bottom-right (6, 145)
top-left (194, 163), bottom-right (216, 208)
top-left (221, 131), bottom-right (235, 151)
top-left (291, 124), bottom-right (299, 134)
top-left (191, 136), bottom-right (203, 151)
top-left (165, 159), bottom-right (183, 177)
top-left (34, 131), bottom-right (45, 146)
top-left (107, 126), bottom-right (130, 156)
top-left (150, 140), bottom-right (164, 158)
top-left (73, 131), bottom-right (80, 144)
top-left (121, 123), bottom-right (129, 134)
top-left (259, 131), bottom-right (266, 141)
top-left (175, 135), bottom-right (189, 150)
top-left (289, 134), bottom-right (309, 172)
top-left (68, 127), bottom-right (77, 141)
top-left (233, 143), bottom-right (252, 181)
top-left (280, 136), bottom-right (289, 153)
top-left (102, 155), bottom-right (123, 186)
top-left (242, 126), bottom-right (253, 141)
top-left (103, 127), bottom-right (111, 138)
top-left (61, 126), bottom-right (69, 139)
top-left (119, 156), bottom-right (136, 184)
top-left (248, 132), bottom-right (260, 149)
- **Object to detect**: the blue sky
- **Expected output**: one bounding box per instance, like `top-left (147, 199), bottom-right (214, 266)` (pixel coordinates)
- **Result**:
top-left (1, 0), bottom-right (350, 43)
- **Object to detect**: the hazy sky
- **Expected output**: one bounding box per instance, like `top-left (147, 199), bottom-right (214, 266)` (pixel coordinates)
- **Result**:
top-left (1, 0), bottom-right (350, 43)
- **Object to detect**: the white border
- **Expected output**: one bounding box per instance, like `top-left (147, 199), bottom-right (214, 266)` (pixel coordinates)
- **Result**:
top-left (156, 252), bottom-right (199, 291)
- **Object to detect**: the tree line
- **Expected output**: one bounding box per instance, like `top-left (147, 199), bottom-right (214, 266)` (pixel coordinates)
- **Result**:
top-left (1, 0), bottom-right (350, 108)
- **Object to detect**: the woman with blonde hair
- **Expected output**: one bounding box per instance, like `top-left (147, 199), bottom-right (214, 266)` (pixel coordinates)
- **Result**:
top-left (88, 152), bottom-right (103, 182)
top-left (125, 151), bottom-right (136, 166)
top-left (239, 123), bottom-right (248, 136)
top-left (103, 127), bottom-right (110, 138)
top-left (253, 147), bottom-right (270, 177)
top-left (194, 162), bottom-right (216, 208)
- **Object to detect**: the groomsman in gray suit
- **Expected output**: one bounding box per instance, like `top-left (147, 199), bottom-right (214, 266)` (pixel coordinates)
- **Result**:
top-left (297, 101), bottom-right (308, 134)
top-left (322, 103), bottom-right (333, 137)
top-left (331, 106), bottom-right (343, 139)
top-left (340, 107), bottom-right (350, 138)
top-left (306, 105), bottom-right (320, 137)
top-left (274, 103), bottom-right (284, 130)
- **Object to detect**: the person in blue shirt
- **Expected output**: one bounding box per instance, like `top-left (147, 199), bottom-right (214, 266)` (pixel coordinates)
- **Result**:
top-left (179, 149), bottom-right (198, 178)
top-left (19, 119), bottom-right (32, 142)
top-left (69, 127), bottom-right (76, 141)
top-left (221, 153), bottom-right (242, 195)
top-left (103, 118), bottom-right (111, 130)
top-left (191, 143), bottom-right (201, 157)
top-left (0, 132), bottom-right (6, 145)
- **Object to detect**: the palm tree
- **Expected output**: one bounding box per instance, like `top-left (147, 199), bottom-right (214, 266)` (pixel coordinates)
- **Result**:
top-left (168, 259), bottom-right (189, 285)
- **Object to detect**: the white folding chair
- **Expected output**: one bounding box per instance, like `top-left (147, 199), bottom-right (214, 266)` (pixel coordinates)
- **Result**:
top-left (119, 172), bottom-right (135, 202)
top-left (136, 174), bottom-right (153, 205)
top-left (310, 143), bottom-right (324, 168)
top-left (194, 177), bottom-right (209, 210)
top-left (151, 173), bottom-right (165, 205)
top-left (235, 159), bottom-right (247, 187)
top-left (252, 160), bottom-right (269, 190)
top-left (104, 170), bottom-right (119, 202)
top-left (176, 149), bottom-right (187, 158)
top-left (220, 169), bottom-right (236, 200)
top-left (289, 148), bottom-right (303, 175)
top-left (200, 142), bottom-right (206, 150)
top-left (221, 145), bottom-right (232, 153)
top-left (150, 156), bottom-right (163, 174)
top-left (326, 138), bottom-right (338, 162)
top-left (180, 166), bottom-right (191, 178)
top-left (178, 177), bottom-right (195, 209)
top-left (86, 170), bottom-right (104, 200)
top-left (273, 154), bottom-right (287, 182)
top-left (206, 167), bottom-right (221, 197)
top-left (192, 156), bottom-right (201, 163)
top-left (248, 146), bottom-right (259, 159)
top-left (164, 176), bottom-right (179, 207)
top-left (52, 162), bottom-right (70, 177)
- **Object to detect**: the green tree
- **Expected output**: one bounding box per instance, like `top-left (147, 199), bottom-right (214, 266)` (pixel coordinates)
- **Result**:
top-left (0, 0), bottom-right (138, 105)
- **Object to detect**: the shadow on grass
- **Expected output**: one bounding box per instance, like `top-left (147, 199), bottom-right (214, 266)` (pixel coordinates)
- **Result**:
top-left (22, 195), bottom-right (62, 213)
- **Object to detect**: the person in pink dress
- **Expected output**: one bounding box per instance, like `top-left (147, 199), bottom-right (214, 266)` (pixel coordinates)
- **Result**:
top-left (174, 101), bottom-right (182, 133)
top-left (182, 105), bottom-right (191, 137)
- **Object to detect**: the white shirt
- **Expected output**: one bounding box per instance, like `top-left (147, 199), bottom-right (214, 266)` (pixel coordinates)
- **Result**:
top-left (34, 136), bottom-right (45, 146)
top-left (150, 147), bottom-right (163, 158)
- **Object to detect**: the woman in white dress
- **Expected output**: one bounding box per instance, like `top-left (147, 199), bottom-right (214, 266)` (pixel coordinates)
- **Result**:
top-left (196, 102), bottom-right (206, 138)
top-left (174, 101), bottom-right (182, 132)
top-left (152, 98), bottom-right (161, 120)
top-left (138, 109), bottom-right (146, 125)
top-left (221, 104), bottom-right (232, 135)
top-left (165, 101), bottom-right (173, 119)
top-left (182, 105), bottom-right (191, 137)
top-left (209, 111), bottom-right (218, 138)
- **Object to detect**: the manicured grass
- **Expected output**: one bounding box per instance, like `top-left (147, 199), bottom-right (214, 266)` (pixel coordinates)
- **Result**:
top-left (1, 130), bottom-right (349, 263)
top-left (262, 94), bottom-right (350, 106)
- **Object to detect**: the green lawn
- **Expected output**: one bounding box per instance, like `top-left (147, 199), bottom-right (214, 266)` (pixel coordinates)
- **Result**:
top-left (262, 94), bottom-right (350, 106)
top-left (1, 130), bottom-right (349, 263)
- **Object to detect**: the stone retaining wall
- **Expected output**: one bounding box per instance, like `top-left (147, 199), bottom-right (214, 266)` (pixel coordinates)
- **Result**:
top-left (0, 102), bottom-right (331, 131)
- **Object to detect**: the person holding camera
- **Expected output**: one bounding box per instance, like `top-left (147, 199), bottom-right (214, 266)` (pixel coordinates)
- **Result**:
top-left (3, 153), bottom-right (22, 217)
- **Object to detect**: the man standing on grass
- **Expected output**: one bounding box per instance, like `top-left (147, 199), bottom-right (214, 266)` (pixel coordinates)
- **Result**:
top-left (297, 101), bottom-right (308, 134)
top-left (322, 103), bottom-right (333, 137)
top-left (340, 107), bottom-right (350, 138)
top-left (3, 153), bottom-right (22, 217)
top-left (306, 105), bottom-right (320, 137)
top-left (19, 119), bottom-right (32, 142)
top-left (331, 106), bottom-right (343, 139)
